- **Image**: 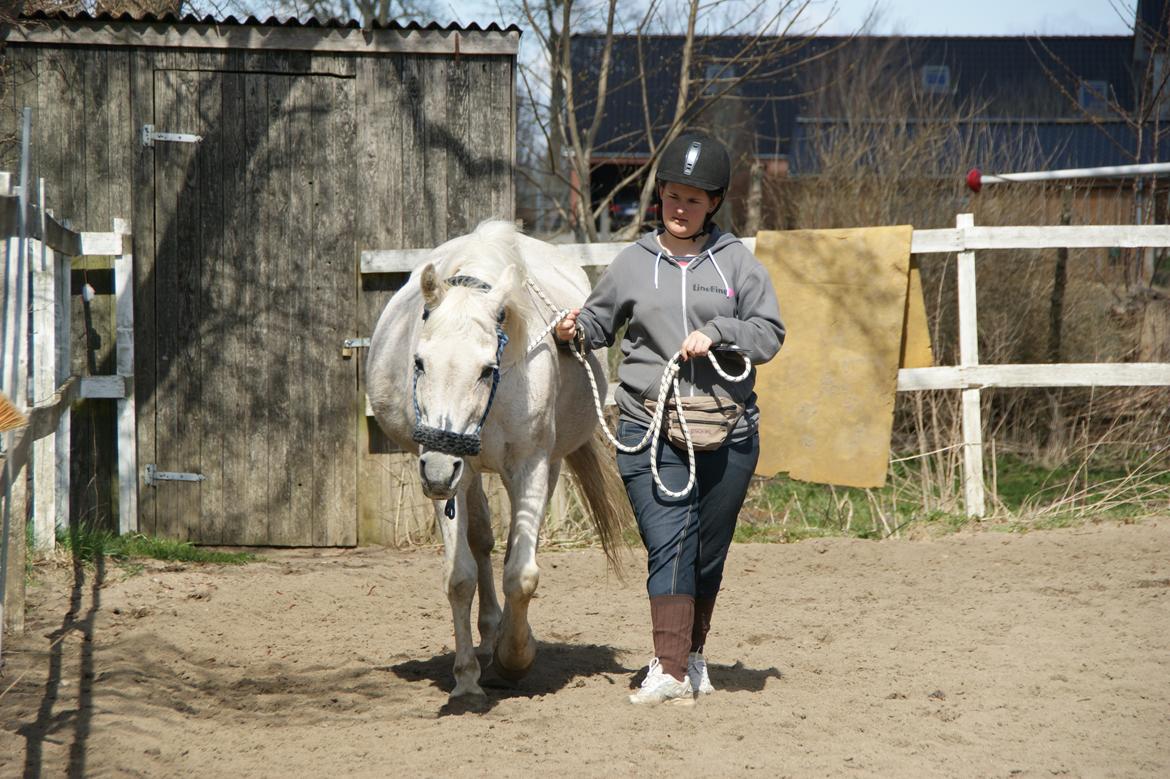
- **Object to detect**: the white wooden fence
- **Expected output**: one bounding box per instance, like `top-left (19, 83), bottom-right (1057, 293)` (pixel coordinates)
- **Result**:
top-left (362, 215), bottom-right (1170, 518)
top-left (1, 170), bottom-right (137, 651)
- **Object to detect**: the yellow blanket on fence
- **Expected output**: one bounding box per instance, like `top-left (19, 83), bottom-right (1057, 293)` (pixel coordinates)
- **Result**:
top-left (753, 226), bottom-right (931, 488)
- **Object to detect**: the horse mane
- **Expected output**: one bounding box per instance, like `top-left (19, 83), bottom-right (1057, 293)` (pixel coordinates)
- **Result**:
top-left (423, 220), bottom-right (534, 359)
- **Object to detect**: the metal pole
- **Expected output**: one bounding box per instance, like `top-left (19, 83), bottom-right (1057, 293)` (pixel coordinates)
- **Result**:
top-left (967, 161), bottom-right (1170, 191)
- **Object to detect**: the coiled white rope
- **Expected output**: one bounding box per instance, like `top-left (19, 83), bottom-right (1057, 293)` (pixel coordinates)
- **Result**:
top-left (524, 278), bottom-right (751, 498)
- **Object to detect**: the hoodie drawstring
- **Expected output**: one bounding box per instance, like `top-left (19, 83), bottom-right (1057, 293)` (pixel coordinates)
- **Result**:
top-left (653, 251), bottom-right (664, 290)
top-left (709, 250), bottom-right (733, 298)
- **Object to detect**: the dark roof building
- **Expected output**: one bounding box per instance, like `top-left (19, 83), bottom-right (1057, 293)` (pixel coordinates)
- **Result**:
top-left (572, 33), bottom-right (1153, 173)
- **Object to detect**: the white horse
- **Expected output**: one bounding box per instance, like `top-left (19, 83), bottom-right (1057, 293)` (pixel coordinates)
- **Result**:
top-left (366, 220), bottom-right (630, 701)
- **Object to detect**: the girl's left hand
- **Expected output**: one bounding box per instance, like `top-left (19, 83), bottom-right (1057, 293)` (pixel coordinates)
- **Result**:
top-left (679, 330), bottom-right (713, 361)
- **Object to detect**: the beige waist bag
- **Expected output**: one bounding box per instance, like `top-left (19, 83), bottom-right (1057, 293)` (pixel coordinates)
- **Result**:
top-left (644, 395), bottom-right (745, 451)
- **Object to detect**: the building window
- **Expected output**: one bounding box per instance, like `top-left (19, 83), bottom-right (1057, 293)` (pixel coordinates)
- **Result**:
top-left (1078, 80), bottom-right (1111, 114)
top-left (704, 63), bottom-right (736, 96)
top-left (921, 65), bottom-right (952, 94)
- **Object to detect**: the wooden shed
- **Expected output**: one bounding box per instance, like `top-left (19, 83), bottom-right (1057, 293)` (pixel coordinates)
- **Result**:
top-left (1, 11), bottom-right (519, 546)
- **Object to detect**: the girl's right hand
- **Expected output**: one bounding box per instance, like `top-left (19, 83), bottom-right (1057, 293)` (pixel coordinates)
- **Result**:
top-left (555, 308), bottom-right (581, 343)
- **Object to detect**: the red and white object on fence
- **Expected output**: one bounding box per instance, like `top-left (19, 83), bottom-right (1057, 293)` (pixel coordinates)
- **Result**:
top-left (966, 162), bottom-right (1170, 192)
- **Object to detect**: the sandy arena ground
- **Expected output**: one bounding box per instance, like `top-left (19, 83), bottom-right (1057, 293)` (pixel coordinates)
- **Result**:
top-left (1, 518), bottom-right (1168, 778)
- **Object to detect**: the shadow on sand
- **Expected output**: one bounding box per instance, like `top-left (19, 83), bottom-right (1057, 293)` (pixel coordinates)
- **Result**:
top-left (387, 642), bottom-right (783, 716)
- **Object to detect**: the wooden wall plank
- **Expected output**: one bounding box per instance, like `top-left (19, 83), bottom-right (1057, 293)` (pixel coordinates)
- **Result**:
top-left (83, 48), bottom-right (112, 230)
top-left (354, 54), bottom-right (404, 546)
top-left (312, 64), bottom-right (358, 546)
top-left (420, 56), bottom-right (448, 246)
top-left (444, 56), bottom-right (471, 238)
top-left (217, 52), bottom-right (252, 546)
top-left (195, 58), bottom-right (227, 544)
top-left (106, 49), bottom-right (133, 227)
top-left (494, 56), bottom-right (515, 220)
top-left (130, 47), bottom-right (158, 535)
top-left (276, 67), bottom-right (314, 545)
top-left (261, 53), bottom-right (299, 545)
top-left (470, 59), bottom-right (498, 221)
top-left (239, 61), bottom-right (273, 546)
top-left (152, 66), bottom-right (204, 540)
top-left (157, 66), bottom-right (194, 538)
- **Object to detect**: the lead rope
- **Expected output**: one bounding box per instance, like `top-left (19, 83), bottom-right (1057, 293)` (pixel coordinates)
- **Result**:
top-left (524, 279), bottom-right (750, 498)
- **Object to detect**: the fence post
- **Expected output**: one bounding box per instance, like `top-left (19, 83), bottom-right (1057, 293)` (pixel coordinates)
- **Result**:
top-left (31, 178), bottom-right (58, 551)
top-left (54, 206), bottom-right (71, 535)
top-left (113, 218), bottom-right (138, 535)
top-left (956, 212), bottom-right (986, 517)
top-left (2, 165), bottom-right (31, 635)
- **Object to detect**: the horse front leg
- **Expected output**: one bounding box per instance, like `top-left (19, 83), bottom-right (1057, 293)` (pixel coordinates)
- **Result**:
top-left (465, 473), bottom-right (501, 655)
top-left (494, 457), bottom-right (555, 680)
top-left (434, 493), bottom-right (484, 699)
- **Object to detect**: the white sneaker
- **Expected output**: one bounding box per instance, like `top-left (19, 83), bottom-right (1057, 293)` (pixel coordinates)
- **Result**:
top-left (628, 658), bottom-right (695, 705)
top-left (688, 652), bottom-right (715, 695)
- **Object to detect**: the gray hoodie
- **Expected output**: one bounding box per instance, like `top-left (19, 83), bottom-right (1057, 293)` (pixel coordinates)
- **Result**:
top-left (576, 227), bottom-right (785, 439)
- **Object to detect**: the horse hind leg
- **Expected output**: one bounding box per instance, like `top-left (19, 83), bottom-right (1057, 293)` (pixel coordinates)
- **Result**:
top-left (465, 473), bottom-right (501, 656)
top-left (493, 457), bottom-right (554, 681)
top-left (435, 492), bottom-right (485, 699)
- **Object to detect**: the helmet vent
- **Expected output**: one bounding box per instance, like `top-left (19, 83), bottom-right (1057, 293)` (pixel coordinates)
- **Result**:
top-left (683, 141), bottom-right (702, 175)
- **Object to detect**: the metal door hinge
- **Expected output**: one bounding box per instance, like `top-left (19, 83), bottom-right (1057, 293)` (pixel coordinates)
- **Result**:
top-left (141, 125), bottom-right (204, 148)
top-left (144, 464), bottom-right (206, 487)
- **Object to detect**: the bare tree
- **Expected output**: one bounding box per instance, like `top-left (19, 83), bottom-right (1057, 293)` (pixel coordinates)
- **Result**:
top-left (511, 0), bottom-right (836, 242)
top-left (1031, 0), bottom-right (1170, 288)
top-left (18, 0), bottom-right (185, 14)
top-left (264, 0), bottom-right (431, 25)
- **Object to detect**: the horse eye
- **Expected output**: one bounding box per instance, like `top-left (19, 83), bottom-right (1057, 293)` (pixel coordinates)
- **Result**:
top-left (414, 356), bottom-right (425, 373)
top-left (479, 365), bottom-right (495, 382)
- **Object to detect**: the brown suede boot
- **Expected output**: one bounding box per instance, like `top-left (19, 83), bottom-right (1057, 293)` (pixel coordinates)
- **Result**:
top-left (691, 597), bottom-right (717, 653)
top-left (650, 594), bottom-right (695, 682)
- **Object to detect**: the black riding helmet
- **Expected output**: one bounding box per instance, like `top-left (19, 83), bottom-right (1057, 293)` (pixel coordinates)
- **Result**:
top-left (655, 130), bottom-right (731, 238)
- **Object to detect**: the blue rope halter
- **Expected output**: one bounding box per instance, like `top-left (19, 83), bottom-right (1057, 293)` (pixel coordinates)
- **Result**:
top-left (411, 275), bottom-right (509, 459)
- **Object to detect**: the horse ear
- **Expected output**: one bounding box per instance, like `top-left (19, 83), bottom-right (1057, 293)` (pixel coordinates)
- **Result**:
top-left (487, 265), bottom-right (518, 321)
top-left (420, 263), bottom-right (444, 310)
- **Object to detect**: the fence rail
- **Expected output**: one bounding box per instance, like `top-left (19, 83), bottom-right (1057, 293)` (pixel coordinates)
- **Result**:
top-left (361, 216), bottom-right (1170, 518)
top-left (361, 224), bottom-right (1170, 273)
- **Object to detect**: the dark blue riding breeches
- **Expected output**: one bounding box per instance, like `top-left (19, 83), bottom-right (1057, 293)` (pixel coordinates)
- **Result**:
top-left (616, 419), bottom-right (760, 599)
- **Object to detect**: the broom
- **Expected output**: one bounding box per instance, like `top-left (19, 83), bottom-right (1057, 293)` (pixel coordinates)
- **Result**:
top-left (0, 391), bottom-right (27, 433)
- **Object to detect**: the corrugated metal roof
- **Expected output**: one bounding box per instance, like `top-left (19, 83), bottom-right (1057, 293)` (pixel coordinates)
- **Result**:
top-left (19, 9), bottom-right (521, 33)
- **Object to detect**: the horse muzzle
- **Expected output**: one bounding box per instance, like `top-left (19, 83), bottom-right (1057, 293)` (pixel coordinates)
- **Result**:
top-left (418, 450), bottom-right (465, 499)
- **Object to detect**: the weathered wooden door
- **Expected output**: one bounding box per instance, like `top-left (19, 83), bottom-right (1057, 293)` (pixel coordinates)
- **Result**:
top-left (139, 66), bottom-right (358, 546)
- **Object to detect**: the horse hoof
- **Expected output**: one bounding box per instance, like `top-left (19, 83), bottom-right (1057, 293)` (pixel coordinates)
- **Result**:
top-left (441, 692), bottom-right (489, 715)
top-left (492, 645), bottom-right (534, 681)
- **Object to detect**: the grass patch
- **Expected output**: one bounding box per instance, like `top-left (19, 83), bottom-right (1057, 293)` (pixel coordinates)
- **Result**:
top-left (57, 525), bottom-right (253, 566)
top-left (735, 452), bottom-right (1170, 543)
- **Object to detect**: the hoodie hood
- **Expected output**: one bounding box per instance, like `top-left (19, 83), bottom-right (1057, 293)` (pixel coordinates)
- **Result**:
top-left (636, 227), bottom-right (743, 294)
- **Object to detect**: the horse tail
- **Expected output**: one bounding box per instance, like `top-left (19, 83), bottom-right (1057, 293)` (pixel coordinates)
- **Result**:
top-left (564, 427), bottom-right (634, 576)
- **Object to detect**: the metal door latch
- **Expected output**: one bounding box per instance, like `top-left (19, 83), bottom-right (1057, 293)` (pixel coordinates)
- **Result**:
top-left (342, 337), bottom-right (371, 359)
top-left (144, 463), bottom-right (206, 487)
top-left (141, 125), bottom-right (204, 148)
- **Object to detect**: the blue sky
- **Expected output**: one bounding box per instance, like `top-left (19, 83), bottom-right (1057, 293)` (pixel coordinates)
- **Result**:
top-left (445, 1), bottom-right (1135, 36)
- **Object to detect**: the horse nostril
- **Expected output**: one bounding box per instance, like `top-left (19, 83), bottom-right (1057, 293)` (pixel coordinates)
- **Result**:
top-left (450, 459), bottom-right (464, 486)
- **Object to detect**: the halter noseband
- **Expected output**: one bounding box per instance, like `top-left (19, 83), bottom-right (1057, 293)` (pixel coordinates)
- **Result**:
top-left (412, 274), bottom-right (508, 457)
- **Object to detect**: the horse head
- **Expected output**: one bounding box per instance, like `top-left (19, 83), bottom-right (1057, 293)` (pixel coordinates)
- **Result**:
top-left (412, 261), bottom-right (519, 498)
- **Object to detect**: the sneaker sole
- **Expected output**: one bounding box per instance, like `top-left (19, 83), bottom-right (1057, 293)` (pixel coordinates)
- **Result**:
top-left (628, 693), bottom-right (696, 706)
